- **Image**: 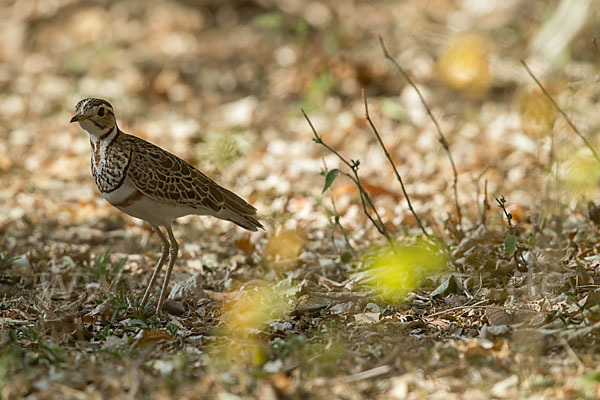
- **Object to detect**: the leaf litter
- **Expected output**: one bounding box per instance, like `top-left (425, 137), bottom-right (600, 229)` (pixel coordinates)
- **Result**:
top-left (2, 0), bottom-right (600, 399)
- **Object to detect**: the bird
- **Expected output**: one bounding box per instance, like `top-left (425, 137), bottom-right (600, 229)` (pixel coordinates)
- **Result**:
top-left (70, 98), bottom-right (263, 314)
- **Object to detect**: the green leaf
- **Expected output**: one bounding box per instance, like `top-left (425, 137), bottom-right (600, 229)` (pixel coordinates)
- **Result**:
top-left (322, 169), bottom-right (339, 193)
top-left (381, 98), bottom-right (406, 121)
top-left (577, 371), bottom-right (600, 388)
top-left (504, 234), bottom-right (517, 256)
top-left (253, 12), bottom-right (283, 30)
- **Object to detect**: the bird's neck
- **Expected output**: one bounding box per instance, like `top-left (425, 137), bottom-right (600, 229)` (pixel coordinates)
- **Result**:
top-left (90, 125), bottom-right (119, 146)
top-left (90, 125), bottom-right (119, 155)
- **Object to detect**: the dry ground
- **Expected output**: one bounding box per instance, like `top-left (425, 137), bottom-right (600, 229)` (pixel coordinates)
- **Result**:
top-left (2, 0), bottom-right (600, 399)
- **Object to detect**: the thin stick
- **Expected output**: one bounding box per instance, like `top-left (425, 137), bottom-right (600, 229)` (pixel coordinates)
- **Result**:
top-left (559, 336), bottom-right (585, 373)
top-left (322, 158), bottom-right (356, 254)
top-left (334, 365), bottom-right (391, 383)
top-left (379, 37), bottom-right (463, 234)
top-left (480, 179), bottom-right (490, 227)
top-left (330, 195), bottom-right (356, 254)
top-left (302, 109), bottom-right (393, 244)
top-left (428, 302), bottom-right (490, 317)
top-left (362, 90), bottom-right (429, 236)
top-left (521, 59), bottom-right (600, 165)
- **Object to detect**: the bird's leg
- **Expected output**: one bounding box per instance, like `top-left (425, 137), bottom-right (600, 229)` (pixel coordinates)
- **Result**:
top-left (140, 225), bottom-right (169, 309)
top-left (156, 225), bottom-right (179, 314)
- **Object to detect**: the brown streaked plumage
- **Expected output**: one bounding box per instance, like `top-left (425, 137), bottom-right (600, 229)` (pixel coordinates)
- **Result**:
top-left (71, 97), bottom-right (263, 315)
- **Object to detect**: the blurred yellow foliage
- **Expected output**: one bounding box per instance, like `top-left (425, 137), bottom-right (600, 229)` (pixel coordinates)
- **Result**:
top-left (223, 283), bottom-right (293, 332)
top-left (437, 34), bottom-right (490, 96)
top-left (213, 281), bottom-right (294, 367)
top-left (565, 155), bottom-right (600, 192)
top-left (264, 228), bottom-right (307, 269)
top-left (356, 238), bottom-right (447, 302)
top-left (211, 337), bottom-right (271, 368)
top-left (520, 89), bottom-right (556, 138)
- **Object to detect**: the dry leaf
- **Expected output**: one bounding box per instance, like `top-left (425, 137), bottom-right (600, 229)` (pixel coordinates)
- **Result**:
top-left (131, 329), bottom-right (175, 348)
top-left (353, 312), bottom-right (380, 324)
top-left (264, 228), bottom-right (307, 269)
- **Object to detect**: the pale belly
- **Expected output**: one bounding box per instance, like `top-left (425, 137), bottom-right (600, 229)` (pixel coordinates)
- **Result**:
top-left (101, 179), bottom-right (203, 227)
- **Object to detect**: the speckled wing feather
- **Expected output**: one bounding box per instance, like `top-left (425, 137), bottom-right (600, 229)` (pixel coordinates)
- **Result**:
top-left (121, 133), bottom-right (262, 231)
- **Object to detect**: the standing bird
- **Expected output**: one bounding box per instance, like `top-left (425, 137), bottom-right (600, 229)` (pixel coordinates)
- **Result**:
top-left (70, 98), bottom-right (263, 314)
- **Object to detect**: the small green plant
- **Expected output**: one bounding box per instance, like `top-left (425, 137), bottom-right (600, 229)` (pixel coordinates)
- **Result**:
top-left (0, 252), bottom-right (17, 270)
top-left (320, 161), bottom-right (355, 258)
top-left (109, 283), bottom-right (130, 313)
top-left (37, 343), bottom-right (64, 365)
top-left (165, 322), bottom-right (178, 337)
top-left (303, 88), bottom-right (432, 241)
top-left (496, 195), bottom-right (525, 270)
top-left (18, 325), bottom-right (40, 342)
top-left (94, 325), bottom-right (113, 342)
top-left (90, 250), bottom-right (127, 287)
top-left (0, 343), bottom-right (25, 387)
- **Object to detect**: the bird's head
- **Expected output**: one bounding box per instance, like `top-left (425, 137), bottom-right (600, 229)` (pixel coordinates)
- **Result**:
top-left (70, 98), bottom-right (117, 137)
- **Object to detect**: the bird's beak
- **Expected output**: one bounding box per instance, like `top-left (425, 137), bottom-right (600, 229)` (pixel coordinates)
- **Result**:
top-left (70, 115), bottom-right (79, 123)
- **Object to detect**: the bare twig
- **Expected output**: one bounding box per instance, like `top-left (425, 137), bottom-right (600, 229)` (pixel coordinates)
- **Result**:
top-left (362, 90), bottom-right (429, 236)
top-left (428, 302), bottom-right (491, 317)
top-left (302, 109), bottom-right (393, 244)
top-left (334, 365), bottom-right (391, 383)
top-left (330, 195), bottom-right (356, 255)
top-left (322, 159), bottom-right (356, 254)
top-left (521, 59), bottom-right (600, 165)
top-left (559, 336), bottom-right (585, 373)
top-left (480, 179), bottom-right (490, 227)
top-left (379, 37), bottom-right (463, 235)
top-left (593, 38), bottom-right (600, 56)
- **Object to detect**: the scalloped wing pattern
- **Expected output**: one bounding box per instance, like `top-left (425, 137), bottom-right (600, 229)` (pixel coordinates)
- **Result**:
top-left (121, 133), bottom-right (262, 231)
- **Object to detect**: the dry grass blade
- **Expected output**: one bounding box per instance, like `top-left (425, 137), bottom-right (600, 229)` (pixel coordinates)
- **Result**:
top-left (362, 89), bottom-right (429, 236)
top-left (379, 36), bottom-right (463, 235)
top-left (481, 179), bottom-right (490, 227)
top-left (520, 59), bottom-right (600, 165)
top-left (335, 365), bottom-right (392, 383)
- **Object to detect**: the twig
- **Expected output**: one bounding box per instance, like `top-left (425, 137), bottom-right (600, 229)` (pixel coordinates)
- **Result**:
top-left (322, 159), bottom-right (356, 254)
top-left (565, 321), bottom-right (600, 344)
top-left (559, 336), bottom-right (585, 373)
top-left (521, 59), bottom-right (600, 165)
top-left (330, 195), bottom-right (356, 255)
top-left (362, 90), bottom-right (429, 236)
top-left (428, 302), bottom-right (491, 317)
top-left (593, 38), bottom-right (600, 56)
top-left (334, 365), bottom-right (391, 383)
top-left (302, 109), bottom-right (393, 244)
top-left (379, 37), bottom-right (463, 235)
top-left (480, 179), bottom-right (490, 227)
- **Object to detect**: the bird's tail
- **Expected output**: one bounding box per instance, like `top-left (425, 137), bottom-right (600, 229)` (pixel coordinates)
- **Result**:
top-left (218, 186), bottom-right (264, 231)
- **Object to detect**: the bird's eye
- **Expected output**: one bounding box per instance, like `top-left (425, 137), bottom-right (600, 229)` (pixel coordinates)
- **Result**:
top-left (98, 107), bottom-right (105, 117)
